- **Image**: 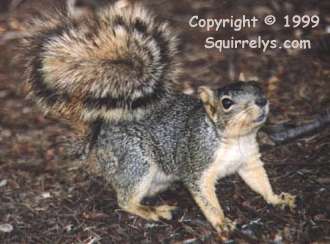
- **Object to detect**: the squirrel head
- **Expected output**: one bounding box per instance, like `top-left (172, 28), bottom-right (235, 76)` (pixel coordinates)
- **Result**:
top-left (198, 81), bottom-right (269, 137)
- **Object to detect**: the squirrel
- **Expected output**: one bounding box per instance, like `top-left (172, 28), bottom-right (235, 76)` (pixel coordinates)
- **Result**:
top-left (21, 0), bottom-right (296, 235)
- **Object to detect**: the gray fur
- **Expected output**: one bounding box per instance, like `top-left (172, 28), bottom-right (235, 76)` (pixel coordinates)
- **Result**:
top-left (95, 81), bottom-right (268, 205)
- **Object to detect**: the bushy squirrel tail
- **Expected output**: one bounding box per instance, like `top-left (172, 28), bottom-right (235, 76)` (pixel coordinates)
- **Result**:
top-left (22, 1), bottom-right (180, 123)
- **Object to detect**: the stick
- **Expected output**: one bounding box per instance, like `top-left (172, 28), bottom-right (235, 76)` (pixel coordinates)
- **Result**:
top-left (263, 108), bottom-right (330, 145)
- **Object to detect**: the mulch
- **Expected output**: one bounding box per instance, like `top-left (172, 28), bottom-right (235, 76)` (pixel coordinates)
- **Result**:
top-left (0, 0), bottom-right (329, 243)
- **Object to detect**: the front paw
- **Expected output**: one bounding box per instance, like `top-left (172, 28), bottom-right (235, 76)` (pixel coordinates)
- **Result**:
top-left (271, 192), bottom-right (296, 210)
top-left (279, 192), bottom-right (296, 210)
top-left (215, 217), bottom-right (236, 234)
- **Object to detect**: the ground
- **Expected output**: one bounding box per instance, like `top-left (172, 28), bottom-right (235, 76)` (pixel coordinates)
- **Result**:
top-left (0, 0), bottom-right (330, 243)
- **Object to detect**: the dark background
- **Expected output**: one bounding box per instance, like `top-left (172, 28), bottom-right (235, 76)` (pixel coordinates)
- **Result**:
top-left (0, 0), bottom-right (329, 243)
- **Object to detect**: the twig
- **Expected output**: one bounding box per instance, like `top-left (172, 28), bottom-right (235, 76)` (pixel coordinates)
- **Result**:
top-left (263, 108), bottom-right (330, 145)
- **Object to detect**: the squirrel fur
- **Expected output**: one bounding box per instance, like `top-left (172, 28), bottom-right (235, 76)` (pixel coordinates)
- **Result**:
top-left (22, 1), bottom-right (296, 235)
top-left (22, 0), bottom-right (180, 123)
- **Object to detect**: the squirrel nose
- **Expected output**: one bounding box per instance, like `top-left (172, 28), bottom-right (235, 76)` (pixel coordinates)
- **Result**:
top-left (255, 97), bottom-right (267, 107)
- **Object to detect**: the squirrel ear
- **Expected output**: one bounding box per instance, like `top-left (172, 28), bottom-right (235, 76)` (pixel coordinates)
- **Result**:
top-left (198, 86), bottom-right (218, 122)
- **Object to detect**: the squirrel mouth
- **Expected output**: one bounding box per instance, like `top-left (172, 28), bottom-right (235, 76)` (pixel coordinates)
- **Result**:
top-left (254, 110), bottom-right (267, 123)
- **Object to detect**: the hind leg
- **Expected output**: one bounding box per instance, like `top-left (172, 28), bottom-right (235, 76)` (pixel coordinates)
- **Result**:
top-left (116, 166), bottom-right (176, 221)
top-left (118, 195), bottom-right (176, 221)
top-left (96, 127), bottom-right (176, 221)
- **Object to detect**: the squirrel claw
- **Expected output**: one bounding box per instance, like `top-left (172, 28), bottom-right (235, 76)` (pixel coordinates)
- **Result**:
top-left (215, 218), bottom-right (236, 236)
top-left (155, 205), bottom-right (177, 220)
top-left (278, 192), bottom-right (296, 210)
top-left (270, 192), bottom-right (296, 210)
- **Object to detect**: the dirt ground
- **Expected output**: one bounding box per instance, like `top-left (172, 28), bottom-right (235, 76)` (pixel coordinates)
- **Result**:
top-left (0, 0), bottom-right (330, 243)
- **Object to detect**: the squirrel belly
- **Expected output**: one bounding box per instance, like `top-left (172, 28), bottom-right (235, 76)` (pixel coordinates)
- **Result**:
top-left (22, 2), bottom-right (180, 123)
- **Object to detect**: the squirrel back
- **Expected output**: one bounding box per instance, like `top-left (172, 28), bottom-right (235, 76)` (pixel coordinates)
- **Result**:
top-left (21, 1), bottom-right (180, 123)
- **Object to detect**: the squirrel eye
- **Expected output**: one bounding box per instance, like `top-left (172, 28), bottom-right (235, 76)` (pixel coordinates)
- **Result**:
top-left (221, 98), bottom-right (233, 110)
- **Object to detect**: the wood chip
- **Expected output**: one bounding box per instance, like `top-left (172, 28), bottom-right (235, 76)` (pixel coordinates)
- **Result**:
top-left (0, 224), bottom-right (13, 233)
